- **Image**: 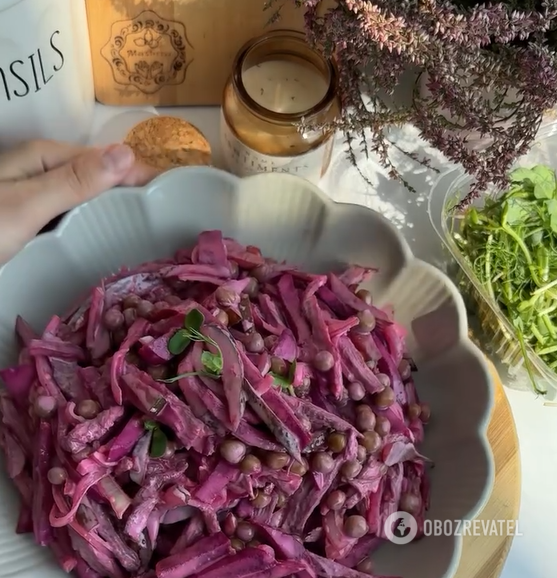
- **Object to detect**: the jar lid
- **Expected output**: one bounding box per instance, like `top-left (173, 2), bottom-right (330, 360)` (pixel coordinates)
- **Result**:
top-left (124, 116), bottom-right (212, 170)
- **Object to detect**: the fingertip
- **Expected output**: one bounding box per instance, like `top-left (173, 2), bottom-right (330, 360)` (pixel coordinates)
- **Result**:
top-left (120, 161), bottom-right (164, 187)
top-left (101, 144), bottom-right (136, 173)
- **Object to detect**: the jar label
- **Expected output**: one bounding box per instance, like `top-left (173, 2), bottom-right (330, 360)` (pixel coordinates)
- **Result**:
top-left (220, 111), bottom-right (333, 183)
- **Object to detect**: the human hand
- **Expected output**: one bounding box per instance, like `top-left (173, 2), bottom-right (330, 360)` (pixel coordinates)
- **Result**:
top-left (0, 140), bottom-right (160, 264)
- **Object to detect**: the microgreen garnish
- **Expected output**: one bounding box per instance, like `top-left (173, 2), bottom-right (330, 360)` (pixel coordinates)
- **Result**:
top-left (201, 350), bottom-right (223, 375)
top-left (510, 166), bottom-right (556, 202)
top-left (167, 308), bottom-right (205, 355)
top-left (143, 420), bottom-right (168, 457)
top-left (186, 308), bottom-right (204, 332)
top-left (454, 165), bottom-right (557, 395)
top-left (150, 428), bottom-right (168, 458)
top-left (163, 308), bottom-right (224, 382)
top-left (167, 330), bottom-right (191, 355)
top-left (270, 359), bottom-right (297, 395)
top-left (158, 371), bottom-right (216, 384)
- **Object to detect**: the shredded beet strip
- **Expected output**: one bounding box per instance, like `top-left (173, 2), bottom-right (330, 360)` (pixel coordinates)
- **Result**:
top-left (0, 230), bottom-right (430, 578)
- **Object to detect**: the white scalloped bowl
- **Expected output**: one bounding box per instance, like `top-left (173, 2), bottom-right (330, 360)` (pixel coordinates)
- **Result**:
top-left (0, 167), bottom-right (494, 578)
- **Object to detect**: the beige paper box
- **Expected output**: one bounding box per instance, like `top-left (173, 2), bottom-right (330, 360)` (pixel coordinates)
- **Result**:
top-left (86, 0), bottom-right (318, 106)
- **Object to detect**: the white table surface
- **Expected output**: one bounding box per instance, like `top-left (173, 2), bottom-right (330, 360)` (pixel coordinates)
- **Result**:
top-left (89, 103), bottom-right (556, 578)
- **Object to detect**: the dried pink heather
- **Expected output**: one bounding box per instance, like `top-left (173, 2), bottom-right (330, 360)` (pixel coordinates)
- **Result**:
top-left (267, 0), bottom-right (557, 204)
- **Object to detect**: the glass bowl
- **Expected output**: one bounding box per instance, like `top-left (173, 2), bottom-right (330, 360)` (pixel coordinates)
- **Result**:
top-left (428, 126), bottom-right (557, 400)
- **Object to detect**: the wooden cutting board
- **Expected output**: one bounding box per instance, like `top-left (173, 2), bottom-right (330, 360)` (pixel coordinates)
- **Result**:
top-left (85, 0), bottom-right (331, 106)
top-left (454, 360), bottom-right (521, 577)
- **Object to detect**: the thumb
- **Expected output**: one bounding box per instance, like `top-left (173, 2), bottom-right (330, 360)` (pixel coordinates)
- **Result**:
top-left (25, 144), bottom-right (136, 223)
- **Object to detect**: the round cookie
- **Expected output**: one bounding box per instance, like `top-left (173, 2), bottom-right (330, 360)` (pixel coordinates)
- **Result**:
top-left (124, 116), bottom-right (212, 170)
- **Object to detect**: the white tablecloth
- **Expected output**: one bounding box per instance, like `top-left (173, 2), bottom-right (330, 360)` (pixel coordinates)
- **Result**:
top-left (90, 103), bottom-right (557, 578)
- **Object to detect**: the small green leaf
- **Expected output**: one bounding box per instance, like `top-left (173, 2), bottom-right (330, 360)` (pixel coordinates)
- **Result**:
top-left (270, 360), bottom-right (297, 395)
top-left (505, 199), bottom-right (530, 225)
top-left (509, 167), bottom-right (536, 184)
top-left (546, 199), bottom-right (557, 233)
top-left (532, 165), bottom-right (556, 185)
top-left (185, 309), bottom-right (204, 332)
top-left (201, 350), bottom-right (223, 375)
top-left (168, 329), bottom-right (191, 355)
top-left (150, 427), bottom-right (168, 458)
top-left (512, 316), bottom-right (525, 332)
top-left (530, 230), bottom-right (544, 245)
top-left (534, 181), bottom-right (555, 200)
top-left (144, 420), bottom-right (158, 431)
top-left (510, 165), bottom-right (556, 199)
top-left (270, 372), bottom-right (291, 389)
top-left (467, 207), bottom-right (480, 226)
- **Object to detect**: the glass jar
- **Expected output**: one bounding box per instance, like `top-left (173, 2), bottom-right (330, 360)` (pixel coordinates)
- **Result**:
top-left (221, 29), bottom-right (340, 183)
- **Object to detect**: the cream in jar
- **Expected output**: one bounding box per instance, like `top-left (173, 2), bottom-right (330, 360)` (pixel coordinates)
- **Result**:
top-left (220, 31), bottom-right (340, 183)
top-left (241, 59), bottom-right (329, 114)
